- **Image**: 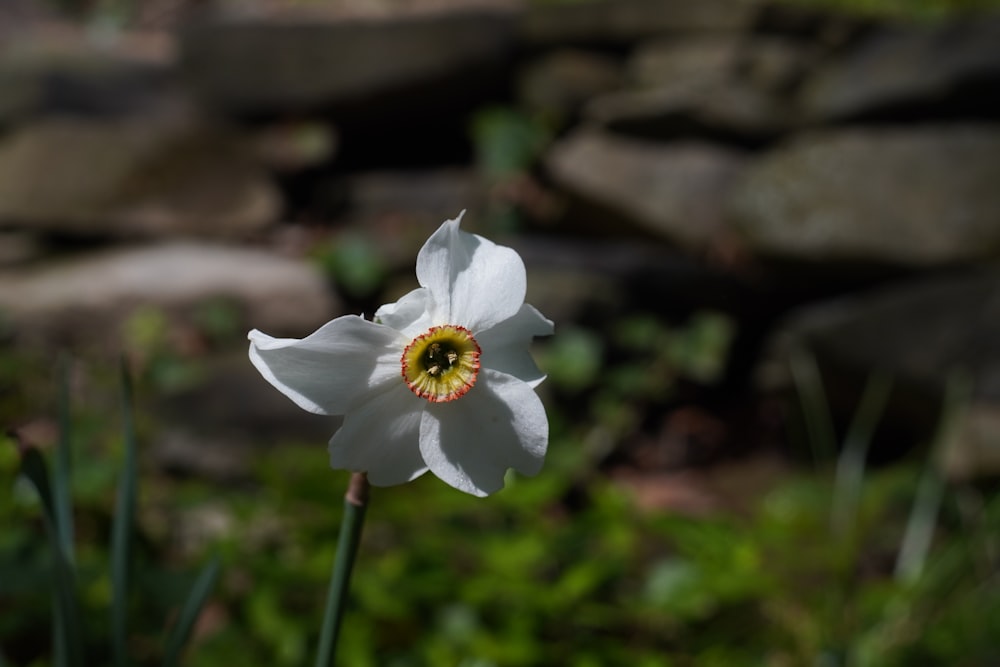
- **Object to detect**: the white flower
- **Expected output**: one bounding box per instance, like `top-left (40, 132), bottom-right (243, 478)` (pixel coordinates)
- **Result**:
top-left (248, 212), bottom-right (553, 496)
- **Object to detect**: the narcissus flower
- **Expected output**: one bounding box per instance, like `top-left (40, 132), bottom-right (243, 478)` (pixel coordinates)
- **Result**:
top-left (249, 212), bottom-right (553, 496)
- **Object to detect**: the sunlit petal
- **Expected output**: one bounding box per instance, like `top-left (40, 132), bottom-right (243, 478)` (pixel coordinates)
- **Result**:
top-left (248, 316), bottom-right (403, 415)
top-left (418, 369), bottom-right (547, 496)
top-left (416, 212), bottom-right (527, 332)
top-left (329, 382), bottom-right (428, 486)
top-left (477, 304), bottom-right (554, 388)
top-left (373, 287), bottom-right (436, 339)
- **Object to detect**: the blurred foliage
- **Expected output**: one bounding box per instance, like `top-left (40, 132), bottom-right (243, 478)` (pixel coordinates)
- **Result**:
top-left (471, 109), bottom-right (551, 182)
top-left (314, 233), bottom-right (390, 302)
top-left (2, 314), bottom-right (998, 666)
top-left (2, 364), bottom-right (218, 667)
top-left (535, 313), bottom-right (736, 460)
top-left (470, 107), bottom-right (554, 235)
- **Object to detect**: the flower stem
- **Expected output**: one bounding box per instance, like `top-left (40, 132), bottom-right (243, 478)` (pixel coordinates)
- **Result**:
top-left (315, 472), bottom-right (370, 667)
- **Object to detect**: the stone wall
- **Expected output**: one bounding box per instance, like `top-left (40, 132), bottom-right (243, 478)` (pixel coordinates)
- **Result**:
top-left (1, 0), bottom-right (998, 476)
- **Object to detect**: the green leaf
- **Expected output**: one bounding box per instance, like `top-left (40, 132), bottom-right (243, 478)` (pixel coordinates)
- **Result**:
top-left (19, 447), bottom-right (83, 667)
top-left (54, 357), bottom-right (75, 566)
top-left (163, 556), bottom-right (222, 667)
top-left (831, 372), bottom-right (893, 535)
top-left (790, 348), bottom-right (838, 465)
top-left (111, 359), bottom-right (139, 667)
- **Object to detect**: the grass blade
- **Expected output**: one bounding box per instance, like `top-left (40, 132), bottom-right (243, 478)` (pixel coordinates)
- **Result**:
top-left (54, 357), bottom-right (75, 565)
top-left (895, 372), bottom-right (971, 582)
top-left (162, 556), bottom-right (222, 667)
top-left (789, 347), bottom-right (837, 465)
top-left (111, 359), bottom-right (139, 667)
top-left (831, 371), bottom-right (893, 535)
top-left (20, 448), bottom-right (83, 667)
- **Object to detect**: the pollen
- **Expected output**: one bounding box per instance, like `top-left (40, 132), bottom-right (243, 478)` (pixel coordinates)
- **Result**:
top-left (401, 325), bottom-right (481, 402)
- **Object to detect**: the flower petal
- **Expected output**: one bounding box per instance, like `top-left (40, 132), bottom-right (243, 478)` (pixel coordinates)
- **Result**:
top-left (248, 315), bottom-right (404, 416)
top-left (476, 304), bottom-right (554, 388)
top-left (373, 287), bottom-right (435, 339)
top-left (418, 369), bottom-right (547, 496)
top-left (416, 212), bottom-right (527, 332)
top-left (329, 382), bottom-right (428, 486)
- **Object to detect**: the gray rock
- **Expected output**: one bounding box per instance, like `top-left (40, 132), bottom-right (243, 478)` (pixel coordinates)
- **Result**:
top-left (348, 168), bottom-right (483, 223)
top-left (337, 168), bottom-right (486, 269)
top-left (0, 116), bottom-right (281, 238)
top-left (0, 24), bottom-right (183, 125)
top-left (628, 36), bottom-right (740, 88)
top-left (250, 120), bottom-right (338, 172)
top-left (517, 49), bottom-right (624, 119)
top-left (729, 125), bottom-right (1000, 264)
top-left (591, 35), bottom-right (804, 141)
top-left (764, 270), bottom-right (1000, 398)
top-left (0, 242), bottom-right (337, 347)
top-left (179, 10), bottom-right (517, 114)
top-left (760, 270), bottom-right (1000, 476)
top-left (586, 79), bottom-right (789, 143)
top-left (522, 0), bottom-right (762, 45)
top-left (545, 128), bottom-right (748, 250)
top-left (152, 354), bottom-right (335, 480)
top-left (940, 402), bottom-right (1000, 481)
top-left (798, 16), bottom-right (1000, 122)
top-left (0, 230), bottom-right (42, 267)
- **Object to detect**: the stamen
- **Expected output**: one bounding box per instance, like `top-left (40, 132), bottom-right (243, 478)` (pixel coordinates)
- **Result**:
top-left (401, 325), bottom-right (481, 402)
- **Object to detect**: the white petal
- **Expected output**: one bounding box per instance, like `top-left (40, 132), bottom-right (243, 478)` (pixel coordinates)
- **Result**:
top-left (476, 304), bottom-right (554, 388)
top-left (248, 315), bottom-right (404, 416)
top-left (373, 287), bottom-right (435, 339)
top-left (416, 212), bottom-right (527, 332)
top-left (418, 369), bottom-right (548, 496)
top-left (329, 382), bottom-right (428, 486)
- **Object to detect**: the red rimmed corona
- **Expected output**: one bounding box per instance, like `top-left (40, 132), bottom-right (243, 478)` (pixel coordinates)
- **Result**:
top-left (401, 324), bottom-right (481, 402)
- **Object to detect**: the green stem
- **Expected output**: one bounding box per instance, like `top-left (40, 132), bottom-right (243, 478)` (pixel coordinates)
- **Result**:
top-left (315, 472), bottom-right (370, 667)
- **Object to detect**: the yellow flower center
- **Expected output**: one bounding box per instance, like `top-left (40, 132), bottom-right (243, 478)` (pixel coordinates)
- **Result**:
top-left (401, 325), bottom-right (481, 402)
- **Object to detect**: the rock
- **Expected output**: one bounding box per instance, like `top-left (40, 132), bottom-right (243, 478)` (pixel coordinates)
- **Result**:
top-left (586, 80), bottom-right (789, 144)
top-left (940, 402), bottom-right (1000, 481)
top-left (348, 168), bottom-right (484, 223)
top-left (798, 16), bottom-right (1000, 122)
top-left (749, 1), bottom-right (874, 49)
top-left (729, 125), bottom-right (1000, 265)
top-left (0, 230), bottom-right (42, 267)
top-left (0, 23), bottom-right (181, 126)
top-left (153, 429), bottom-right (255, 481)
top-left (760, 270), bottom-right (1000, 465)
top-left (152, 354), bottom-right (335, 480)
top-left (586, 35), bottom-right (803, 143)
top-left (628, 36), bottom-right (740, 88)
top-left (545, 128), bottom-right (748, 251)
top-left (249, 120), bottom-right (338, 172)
top-left (732, 36), bottom-right (821, 94)
top-left (323, 168), bottom-right (486, 271)
top-left (0, 242), bottom-right (337, 348)
top-left (0, 116), bottom-right (281, 238)
top-left (522, 0), bottom-right (762, 46)
top-left (514, 234), bottom-right (762, 322)
top-left (517, 49), bottom-right (624, 120)
top-left (179, 9), bottom-right (517, 116)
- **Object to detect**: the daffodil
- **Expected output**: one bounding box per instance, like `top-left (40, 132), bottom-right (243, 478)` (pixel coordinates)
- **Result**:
top-left (248, 212), bottom-right (553, 496)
